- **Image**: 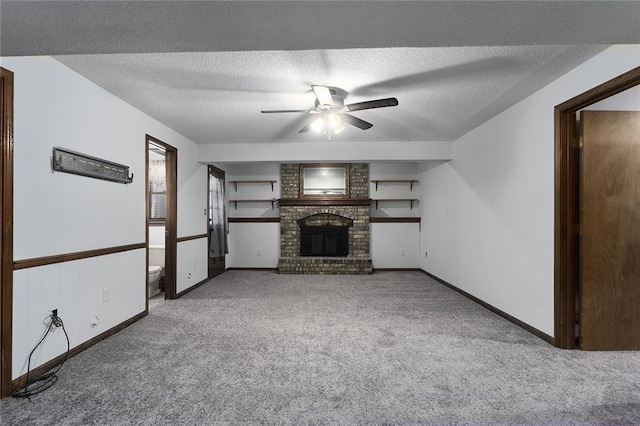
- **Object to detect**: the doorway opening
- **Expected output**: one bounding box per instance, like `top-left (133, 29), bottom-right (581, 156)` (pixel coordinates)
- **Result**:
top-left (554, 66), bottom-right (640, 349)
top-left (208, 166), bottom-right (226, 279)
top-left (147, 142), bottom-right (166, 303)
top-left (146, 135), bottom-right (177, 308)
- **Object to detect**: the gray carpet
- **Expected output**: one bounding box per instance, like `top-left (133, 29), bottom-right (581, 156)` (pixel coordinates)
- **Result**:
top-left (2, 271), bottom-right (639, 425)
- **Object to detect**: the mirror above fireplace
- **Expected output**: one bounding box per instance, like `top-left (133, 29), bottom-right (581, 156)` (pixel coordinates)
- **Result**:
top-left (300, 164), bottom-right (349, 198)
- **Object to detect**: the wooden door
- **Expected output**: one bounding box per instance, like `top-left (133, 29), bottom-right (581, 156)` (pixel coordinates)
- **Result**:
top-left (579, 110), bottom-right (640, 350)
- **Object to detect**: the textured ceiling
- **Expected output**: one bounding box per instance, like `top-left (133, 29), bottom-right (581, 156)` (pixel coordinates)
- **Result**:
top-left (2, 1), bottom-right (639, 145)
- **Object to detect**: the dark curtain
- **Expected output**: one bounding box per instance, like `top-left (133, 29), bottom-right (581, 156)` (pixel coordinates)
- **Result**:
top-left (209, 175), bottom-right (227, 257)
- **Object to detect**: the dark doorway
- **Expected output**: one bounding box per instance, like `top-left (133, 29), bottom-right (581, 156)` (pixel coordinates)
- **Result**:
top-left (145, 135), bottom-right (177, 302)
top-left (208, 165), bottom-right (226, 278)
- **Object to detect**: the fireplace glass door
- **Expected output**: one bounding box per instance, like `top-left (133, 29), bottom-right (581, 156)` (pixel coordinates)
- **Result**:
top-left (300, 225), bottom-right (348, 257)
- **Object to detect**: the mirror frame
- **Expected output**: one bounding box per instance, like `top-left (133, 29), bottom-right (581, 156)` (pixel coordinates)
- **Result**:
top-left (300, 163), bottom-right (350, 199)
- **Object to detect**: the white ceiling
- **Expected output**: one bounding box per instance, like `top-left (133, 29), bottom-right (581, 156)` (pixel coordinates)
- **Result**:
top-left (2, 1), bottom-right (639, 145)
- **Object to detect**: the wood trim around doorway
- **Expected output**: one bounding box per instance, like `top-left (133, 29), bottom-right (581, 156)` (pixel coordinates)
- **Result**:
top-left (1, 67), bottom-right (14, 398)
top-left (554, 66), bottom-right (640, 349)
top-left (146, 135), bottom-right (178, 301)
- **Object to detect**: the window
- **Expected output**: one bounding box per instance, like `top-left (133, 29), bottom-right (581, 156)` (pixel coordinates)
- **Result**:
top-left (148, 158), bottom-right (166, 223)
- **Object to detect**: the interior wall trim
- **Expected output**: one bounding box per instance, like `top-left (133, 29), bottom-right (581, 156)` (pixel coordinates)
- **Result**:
top-left (177, 233), bottom-right (207, 243)
top-left (228, 217), bottom-right (280, 223)
top-left (421, 269), bottom-right (555, 345)
top-left (1, 66), bottom-right (15, 398)
top-left (554, 65), bottom-right (640, 349)
top-left (11, 311), bottom-right (146, 393)
top-left (226, 267), bottom-right (277, 271)
top-left (227, 217), bottom-right (420, 223)
top-left (13, 243), bottom-right (146, 270)
top-left (369, 217), bottom-right (420, 223)
top-left (279, 198), bottom-right (371, 207)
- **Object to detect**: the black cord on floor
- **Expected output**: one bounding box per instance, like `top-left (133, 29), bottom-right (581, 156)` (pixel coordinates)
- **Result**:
top-left (12, 311), bottom-right (71, 399)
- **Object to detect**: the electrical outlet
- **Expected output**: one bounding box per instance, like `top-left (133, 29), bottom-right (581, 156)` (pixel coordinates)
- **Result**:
top-left (257, 248), bottom-right (263, 257)
top-left (401, 248), bottom-right (406, 256)
top-left (425, 251), bottom-right (428, 258)
top-left (102, 288), bottom-right (110, 302)
top-left (90, 316), bottom-right (99, 328)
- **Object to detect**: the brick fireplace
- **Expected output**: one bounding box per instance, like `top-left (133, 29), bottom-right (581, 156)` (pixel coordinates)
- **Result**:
top-left (277, 163), bottom-right (372, 274)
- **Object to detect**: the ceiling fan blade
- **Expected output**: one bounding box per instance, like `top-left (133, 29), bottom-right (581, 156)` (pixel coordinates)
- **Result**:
top-left (342, 114), bottom-right (373, 130)
top-left (261, 109), bottom-right (313, 113)
top-left (298, 116), bottom-right (322, 133)
top-left (344, 97), bottom-right (398, 112)
top-left (312, 85), bottom-right (334, 107)
top-left (298, 122), bottom-right (313, 133)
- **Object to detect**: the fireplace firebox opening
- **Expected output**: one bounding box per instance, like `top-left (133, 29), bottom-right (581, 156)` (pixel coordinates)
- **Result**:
top-left (300, 225), bottom-right (349, 257)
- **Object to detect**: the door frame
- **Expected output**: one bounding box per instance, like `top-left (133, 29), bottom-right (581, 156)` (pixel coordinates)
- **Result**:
top-left (1, 67), bottom-right (14, 398)
top-left (554, 66), bottom-right (640, 349)
top-left (145, 135), bottom-right (178, 303)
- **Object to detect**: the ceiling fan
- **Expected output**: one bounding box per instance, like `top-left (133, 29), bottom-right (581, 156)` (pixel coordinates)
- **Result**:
top-left (261, 85), bottom-right (398, 140)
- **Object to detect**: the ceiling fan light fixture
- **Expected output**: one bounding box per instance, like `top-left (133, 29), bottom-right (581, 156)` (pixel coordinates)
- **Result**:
top-left (310, 117), bottom-right (325, 133)
top-left (327, 113), bottom-right (345, 134)
top-left (262, 84), bottom-right (397, 138)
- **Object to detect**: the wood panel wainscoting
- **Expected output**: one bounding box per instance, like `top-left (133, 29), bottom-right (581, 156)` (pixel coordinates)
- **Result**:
top-left (175, 233), bottom-right (217, 298)
top-left (10, 242), bottom-right (147, 396)
top-left (175, 276), bottom-right (215, 298)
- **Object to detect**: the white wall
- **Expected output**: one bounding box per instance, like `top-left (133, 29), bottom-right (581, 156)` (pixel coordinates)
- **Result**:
top-left (419, 45), bottom-right (640, 336)
top-left (369, 162), bottom-right (421, 268)
top-left (2, 56), bottom-right (207, 378)
top-left (199, 141), bottom-right (453, 163)
top-left (226, 163), bottom-right (280, 219)
top-left (371, 223), bottom-right (420, 268)
top-left (370, 162), bottom-right (420, 218)
top-left (148, 226), bottom-right (165, 246)
top-left (224, 163), bottom-right (280, 268)
top-left (227, 223), bottom-right (280, 268)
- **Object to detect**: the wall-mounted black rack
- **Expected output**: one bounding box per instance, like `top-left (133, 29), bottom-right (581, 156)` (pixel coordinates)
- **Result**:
top-left (52, 147), bottom-right (133, 184)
